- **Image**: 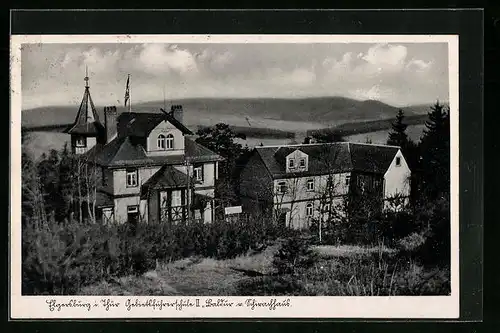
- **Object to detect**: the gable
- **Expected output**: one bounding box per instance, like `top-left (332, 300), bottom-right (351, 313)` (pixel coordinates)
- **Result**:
top-left (285, 149), bottom-right (309, 172)
top-left (116, 112), bottom-right (192, 139)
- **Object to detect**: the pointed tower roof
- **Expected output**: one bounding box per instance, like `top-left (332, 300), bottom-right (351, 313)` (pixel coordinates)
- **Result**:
top-left (64, 68), bottom-right (104, 136)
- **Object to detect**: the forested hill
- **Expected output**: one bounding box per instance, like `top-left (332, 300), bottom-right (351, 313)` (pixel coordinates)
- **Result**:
top-left (22, 97), bottom-right (433, 131)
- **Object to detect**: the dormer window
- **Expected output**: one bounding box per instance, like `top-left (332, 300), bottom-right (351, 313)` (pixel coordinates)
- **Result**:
top-left (166, 134), bottom-right (174, 149)
top-left (299, 158), bottom-right (306, 168)
top-left (157, 134), bottom-right (166, 149)
top-left (288, 158), bottom-right (295, 169)
top-left (396, 157), bottom-right (401, 166)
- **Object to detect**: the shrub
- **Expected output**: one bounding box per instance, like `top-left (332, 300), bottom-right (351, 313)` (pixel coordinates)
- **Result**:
top-left (272, 235), bottom-right (319, 276)
top-left (397, 232), bottom-right (427, 252)
top-left (22, 214), bottom-right (281, 295)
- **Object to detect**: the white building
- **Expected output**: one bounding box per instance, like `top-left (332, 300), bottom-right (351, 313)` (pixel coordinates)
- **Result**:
top-left (239, 142), bottom-right (411, 229)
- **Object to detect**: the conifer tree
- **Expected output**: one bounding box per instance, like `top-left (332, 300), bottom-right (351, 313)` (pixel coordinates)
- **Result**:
top-left (419, 101), bottom-right (450, 199)
top-left (387, 109), bottom-right (408, 148)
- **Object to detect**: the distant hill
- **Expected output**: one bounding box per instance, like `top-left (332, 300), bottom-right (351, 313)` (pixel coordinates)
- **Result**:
top-left (21, 97), bottom-right (433, 131)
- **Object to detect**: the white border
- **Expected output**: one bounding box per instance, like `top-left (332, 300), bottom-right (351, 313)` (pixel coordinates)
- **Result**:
top-left (10, 34), bottom-right (459, 319)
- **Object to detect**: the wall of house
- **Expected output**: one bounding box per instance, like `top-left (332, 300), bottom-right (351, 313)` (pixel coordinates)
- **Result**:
top-left (113, 196), bottom-right (143, 224)
top-left (383, 150), bottom-right (411, 199)
top-left (239, 153), bottom-right (273, 203)
top-left (203, 200), bottom-right (213, 223)
top-left (272, 172), bottom-right (351, 204)
top-left (147, 120), bottom-right (185, 156)
top-left (277, 197), bottom-right (344, 230)
top-left (193, 162), bottom-right (216, 188)
top-left (112, 166), bottom-right (161, 196)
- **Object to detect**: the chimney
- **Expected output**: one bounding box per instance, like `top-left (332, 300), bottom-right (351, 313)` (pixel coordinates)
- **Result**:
top-left (104, 106), bottom-right (118, 143)
top-left (170, 104), bottom-right (183, 124)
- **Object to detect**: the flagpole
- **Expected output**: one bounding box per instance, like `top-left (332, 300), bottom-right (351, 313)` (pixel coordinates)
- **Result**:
top-left (128, 74), bottom-right (132, 113)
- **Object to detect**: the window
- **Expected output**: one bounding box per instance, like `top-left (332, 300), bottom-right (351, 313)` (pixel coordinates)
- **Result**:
top-left (126, 169), bottom-right (138, 187)
top-left (288, 158), bottom-right (295, 169)
top-left (157, 134), bottom-right (166, 149)
top-left (166, 134), bottom-right (174, 149)
top-left (75, 136), bottom-right (86, 147)
top-left (277, 181), bottom-right (287, 194)
top-left (323, 203), bottom-right (330, 214)
top-left (306, 203), bottom-right (314, 217)
top-left (345, 175), bottom-right (350, 187)
top-left (194, 165), bottom-right (204, 181)
top-left (127, 206), bottom-right (139, 225)
top-left (307, 179), bottom-right (314, 191)
top-left (299, 158), bottom-right (306, 168)
top-left (396, 157), bottom-right (401, 166)
top-left (171, 190), bottom-right (182, 207)
top-left (127, 206), bottom-right (138, 214)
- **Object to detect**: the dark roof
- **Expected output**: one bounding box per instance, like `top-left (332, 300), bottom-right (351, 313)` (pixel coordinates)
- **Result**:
top-left (65, 86), bottom-right (104, 136)
top-left (95, 191), bottom-right (114, 207)
top-left (254, 142), bottom-right (400, 179)
top-left (117, 111), bottom-right (192, 138)
top-left (349, 143), bottom-right (400, 174)
top-left (85, 136), bottom-right (222, 168)
top-left (66, 122), bottom-right (105, 136)
top-left (141, 165), bottom-right (199, 195)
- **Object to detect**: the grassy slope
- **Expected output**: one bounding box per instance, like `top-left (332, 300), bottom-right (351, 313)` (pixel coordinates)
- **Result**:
top-left (79, 243), bottom-right (449, 296)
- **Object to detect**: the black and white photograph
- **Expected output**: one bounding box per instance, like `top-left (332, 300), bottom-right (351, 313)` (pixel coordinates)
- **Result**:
top-left (10, 34), bottom-right (459, 318)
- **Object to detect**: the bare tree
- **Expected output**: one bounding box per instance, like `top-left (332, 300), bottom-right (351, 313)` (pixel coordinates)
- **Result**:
top-left (310, 144), bottom-right (345, 243)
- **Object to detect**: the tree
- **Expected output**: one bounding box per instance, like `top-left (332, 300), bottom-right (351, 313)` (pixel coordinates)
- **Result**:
top-left (196, 123), bottom-right (249, 210)
top-left (309, 129), bottom-right (345, 143)
top-left (196, 123), bottom-right (246, 171)
top-left (387, 109), bottom-right (408, 148)
top-left (419, 101), bottom-right (450, 200)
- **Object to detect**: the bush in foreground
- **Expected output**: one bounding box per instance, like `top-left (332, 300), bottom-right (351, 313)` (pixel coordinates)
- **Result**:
top-left (22, 215), bottom-right (282, 295)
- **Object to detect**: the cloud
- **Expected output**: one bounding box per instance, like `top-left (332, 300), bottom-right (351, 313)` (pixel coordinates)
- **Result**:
top-left (361, 43), bottom-right (408, 69)
top-left (406, 58), bottom-right (433, 73)
top-left (20, 43), bottom-right (448, 109)
top-left (136, 44), bottom-right (199, 77)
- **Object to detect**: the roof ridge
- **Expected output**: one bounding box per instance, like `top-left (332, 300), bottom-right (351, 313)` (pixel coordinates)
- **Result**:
top-left (349, 142), bottom-right (401, 149)
top-left (256, 141), bottom-right (349, 149)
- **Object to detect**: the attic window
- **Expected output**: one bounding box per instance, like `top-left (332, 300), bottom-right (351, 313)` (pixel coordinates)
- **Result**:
top-left (166, 134), bottom-right (174, 149)
top-left (157, 134), bottom-right (166, 149)
top-left (288, 158), bottom-right (295, 169)
top-left (396, 157), bottom-right (401, 166)
top-left (299, 158), bottom-right (306, 168)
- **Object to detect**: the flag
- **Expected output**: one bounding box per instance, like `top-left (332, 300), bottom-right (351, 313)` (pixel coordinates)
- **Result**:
top-left (124, 74), bottom-right (130, 107)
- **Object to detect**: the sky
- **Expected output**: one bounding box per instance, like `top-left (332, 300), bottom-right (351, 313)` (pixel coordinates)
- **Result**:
top-left (21, 42), bottom-right (449, 110)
